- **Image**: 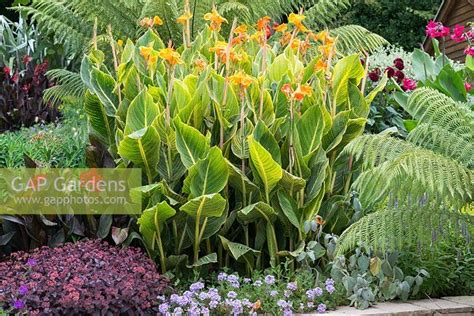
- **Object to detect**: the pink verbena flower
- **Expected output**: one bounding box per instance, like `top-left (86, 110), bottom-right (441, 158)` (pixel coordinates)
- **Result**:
top-left (426, 20), bottom-right (450, 38)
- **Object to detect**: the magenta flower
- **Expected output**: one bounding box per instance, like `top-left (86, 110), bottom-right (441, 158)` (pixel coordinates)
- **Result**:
top-left (465, 83), bottom-right (473, 92)
top-left (393, 58), bottom-right (405, 70)
top-left (464, 46), bottom-right (474, 57)
top-left (451, 24), bottom-right (467, 43)
top-left (402, 78), bottom-right (417, 91)
top-left (426, 20), bottom-right (450, 38)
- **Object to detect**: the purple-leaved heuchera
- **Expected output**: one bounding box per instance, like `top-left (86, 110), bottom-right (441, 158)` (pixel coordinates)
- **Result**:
top-left (0, 239), bottom-right (169, 315)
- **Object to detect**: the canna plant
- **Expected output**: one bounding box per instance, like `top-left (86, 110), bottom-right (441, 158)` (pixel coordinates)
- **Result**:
top-left (80, 9), bottom-right (386, 274)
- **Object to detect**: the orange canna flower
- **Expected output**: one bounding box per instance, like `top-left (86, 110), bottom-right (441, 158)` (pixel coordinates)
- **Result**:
top-left (139, 17), bottom-right (153, 28)
top-left (280, 32), bottom-right (292, 46)
top-left (281, 83), bottom-right (294, 97)
top-left (209, 41), bottom-right (227, 55)
top-left (139, 46), bottom-right (153, 59)
top-left (288, 13), bottom-right (308, 33)
top-left (194, 58), bottom-right (207, 71)
top-left (315, 59), bottom-right (328, 72)
top-left (318, 44), bottom-right (334, 58)
top-left (313, 30), bottom-right (335, 45)
top-left (290, 38), bottom-right (301, 50)
top-left (153, 16), bottom-right (164, 26)
top-left (228, 71), bottom-right (255, 90)
top-left (257, 16), bottom-right (271, 31)
top-left (176, 12), bottom-right (193, 25)
top-left (204, 8), bottom-right (228, 31)
top-left (315, 215), bottom-right (326, 225)
top-left (148, 55), bottom-right (158, 65)
top-left (293, 84), bottom-right (313, 101)
top-left (158, 48), bottom-right (183, 66)
top-left (273, 23), bottom-right (288, 33)
top-left (234, 24), bottom-right (248, 35)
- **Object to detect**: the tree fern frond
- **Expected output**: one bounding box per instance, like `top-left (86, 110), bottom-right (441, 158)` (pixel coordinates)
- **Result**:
top-left (18, 0), bottom-right (91, 56)
top-left (352, 148), bottom-right (473, 209)
top-left (342, 134), bottom-right (415, 169)
top-left (408, 124), bottom-right (474, 168)
top-left (44, 69), bottom-right (85, 105)
top-left (336, 206), bottom-right (472, 255)
top-left (331, 25), bottom-right (389, 55)
top-left (405, 88), bottom-right (474, 142)
top-left (306, 0), bottom-right (352, 28)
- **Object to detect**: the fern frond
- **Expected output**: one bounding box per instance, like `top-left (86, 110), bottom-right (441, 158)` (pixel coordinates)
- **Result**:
top-left (336, 206), bottom-right (472, 255)
top-left (408, 124), bottom-right (474, 168)
top-left (44, 69), bottom-right (85, 105)
top-left (345, 134), bottom-right (474, 208)
top-left (405, 88), bottom-right (474, 142)
top-left (306, 0), bottom-right (352, 28)
top-left (331, 25), bottom-right (389, 55)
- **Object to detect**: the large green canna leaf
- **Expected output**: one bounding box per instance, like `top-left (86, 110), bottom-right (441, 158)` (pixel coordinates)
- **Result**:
top-left (118, 127), bottom-right (161, 182)
top-left (89, 68), bottom-right (119, 116)
top-left (238, 202), bottom-right (276, 223)
top-left (184, 147), bottom-right (229, 197)
top-left (280, 170), bottom-right (306, 192)
top-left (322, 111), bottom-right (351, 152)
top-left (297, 106), bottom-right (325, 159)
top-left (137, 201), bottom-right (176, 251)
top-left (226, 160), bottom-right (260, 194)
top-left (248, 135), bottom-right (283, 201)
top-left (253, 121), bottom-right (281, 164)
top-left (174, 119), bottom-right (210, 168)
top-left (332, 54), bottom-right (365, 109)
top-left (180, 193), bottom-right (227, 218)
top-left (277, 190), bottom-right (301, 230)
top-left (219, 235), bottom-right (259, 266)
top-left (125, 89), bottom-right (160, 135)
top-left (84, 91), bottom-right (115, 146)
top-left (186, 253), bottom-right (218, 268)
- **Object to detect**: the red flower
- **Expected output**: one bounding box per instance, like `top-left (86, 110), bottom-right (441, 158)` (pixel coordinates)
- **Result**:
top-left (394, 70), bottom-right (405, 83)
top-left (385, 66), bottom-right (395, 78)
top-left (22, 55), bottom-right (33, 65)
top-left (11, 71), bottom-right (19, 83)
top-left (402, 78), bottom-right (417, 91)
top-left (393, 58), bottom-right (404, 70)
top-left (465, 83), bottom-right (473, 92)
top-left (426, 20), bottom-right (450, 38)
top-left (451, 24), bottom-right (467, 43)
top-left (368, 68), bottom-right (381, 82)
top-left (464, 46), bottom-right (474, 56)
top-left (265, 24), bottom-right (272, 39)
top-left (3, 66), bottom-right (10, 75)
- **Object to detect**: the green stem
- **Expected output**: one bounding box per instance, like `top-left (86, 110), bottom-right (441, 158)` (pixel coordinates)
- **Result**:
top-left (154, 214), bottom-right (167, 273)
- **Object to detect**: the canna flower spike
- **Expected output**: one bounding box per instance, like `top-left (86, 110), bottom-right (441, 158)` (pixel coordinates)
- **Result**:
top-left (177, 12), bottom-right (193, 25)
top-left (204, 7), bottom-right (228, 31)
top-left (228, 71), bottom-right (255, 90)
top-left (158, 47), bottom-right (183, 66)
top-left (288, 12), bottom-right (308, 33)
